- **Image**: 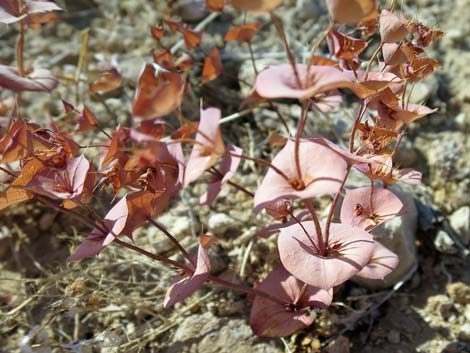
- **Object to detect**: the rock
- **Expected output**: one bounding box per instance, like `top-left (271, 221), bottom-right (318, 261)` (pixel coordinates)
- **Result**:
top-left (387, 329), bottom-right (401, 344)
top-left (165, 312), bottom-right (280, 353)
top-left (459, 323), bottom-right (470, 342)
top-left (427, 295), bottom-right (454, 320)
top-left (410, 75), bottom-right (438, 103)
top-left (177, 0), bottom-right (207, 23)
top-left (323, 336), bottom-right (350, 353)
top-left (207, 213), bottom-right (237, 236)
top-left (447, 282), bottom-right (470, 305)
top-left (455, 112), bottom-right (469, 132)
top-left (449, 206), bottom-right (470, 246)
top-left (434, 230), bottom-right (458, 254)
top-left (353, 185), bottom-right (418, 289)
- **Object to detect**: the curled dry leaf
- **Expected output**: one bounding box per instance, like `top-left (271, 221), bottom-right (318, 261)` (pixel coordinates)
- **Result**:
top-left (200, 144), bottom-right (242, 206)
top-left (89, 67), bottom-right (123, 95)
top-left (0, 0), bottom-right (61, 25)
top-left (379, 10), bottom-right (409, 43)
top-left (278, 221), bottom-right (375, 290)
top-left (0, 65), bottom-right (58, 92)
top-left (224, 22), bottom-right (264, 43)
top-left (184, 107), bottom-right (225, 186)
top-left (340, 186), bottom-right (404, 231)
top-left (24, 154), bottom-right (93, 202)
top-left (132, 64), bottom-right (186, 120)
top-left (253, 139), bottom-right (347, 212)
top-left (327, 28), bottom-right (368, 60)
top-left (150, 25), bottom-right (164, 40)
top-left (76, 105), bottom-right (98, 133)
top-left (164, 234), bottom-right (218, 308)
top-left (182, 27), bottom-right (203, 50)
top-left (325, 0), bottom-right (378, 24)
top-left (249, 265), bottom-right (332, 337)
top-left (407, 20), bottom-right (444, 48)
top-left (355, 241), bottom-right (399, 280)
top-left (231, 0), bottom-right (283, 13)
top-left (68, 196), bottom-right (129, 261)
top-left (201, 48), bottom-right (223, 84)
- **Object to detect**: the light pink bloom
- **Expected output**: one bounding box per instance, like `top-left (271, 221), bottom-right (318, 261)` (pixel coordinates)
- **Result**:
top-left (249, 265), bottom-right (332, 337)
top-left (278, 221), bottom-right (375, 290)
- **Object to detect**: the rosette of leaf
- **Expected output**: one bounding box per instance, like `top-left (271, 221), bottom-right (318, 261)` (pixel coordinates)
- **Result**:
top-left (278, 221), bottom-right (375, 290)
top-left (199, 144), bottom-right (242, 206)
top-left (340, 186), bottom-right (404, 231)
top-left (354, 154), bottom-right (422, 185)
top-left (183, 107), bottom-right (225, 186)
top-left (355, 241), bottom-right (399, 280)
top-left (164, 235), bottom-right (218, 308)
top-left (68, 196), bottom-right (129, 261)
top-left (249, 265), bottom-right (332, 337)
top-left (253, 139), bottom-right (348, 212)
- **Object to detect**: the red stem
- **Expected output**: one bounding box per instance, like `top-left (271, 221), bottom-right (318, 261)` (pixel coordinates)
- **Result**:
top-left (305, 200), bottom-right (325, 255)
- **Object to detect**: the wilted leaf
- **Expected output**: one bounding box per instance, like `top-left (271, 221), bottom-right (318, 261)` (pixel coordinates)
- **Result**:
top-left (205, 0), bottom-right (224, 12)
top-left (325, 0), bottom-right (378, 24)
top-left (75, 105), bottom-right (98, 132)
top-left (182, 27), bottom-right (202, 49)
top-left (201, 48), bottom-right (223, 84)
top-left (231, 0), bottom-right (283, 12)
top-left (224, 22), bottom-right (263, 43)
top-left (89, 67), bottom-right (123, 94)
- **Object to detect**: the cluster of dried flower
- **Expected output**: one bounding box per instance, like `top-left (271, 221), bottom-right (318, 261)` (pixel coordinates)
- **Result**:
top-left (0, 0), bottom-right (443, 339)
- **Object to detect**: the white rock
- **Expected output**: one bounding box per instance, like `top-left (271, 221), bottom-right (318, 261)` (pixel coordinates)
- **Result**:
top-left (449, 206), bottom-right (470, 246)
top-left (208, 213), bottom-right (236, 235)
top-left (434, 230), bottom-right (458, 254)
top-left (459, 323), bottom-right (470, 342)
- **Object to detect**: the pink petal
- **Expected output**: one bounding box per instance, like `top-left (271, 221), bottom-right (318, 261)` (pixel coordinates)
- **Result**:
top-left (392, 168), bottom-right (422, 185)
top-left (254, 139), bottom-right (347, 212)
top-left (355, 241), bottom-right (399, 279)
top-left (309, 136), bottom-right (373, 164)
top-left (183, 108), bottom-right (225, 186)
top-left (340, 186), bottom-right (404, 231)
top-left (278, 221), bottom-right (375, 290)
top-left (163, 235), bottom-right (217, 308)
top-left (68, 196), bottom-right (129, 261)
top-left (0, 65), bottom-right (58, 92)
top-left (200, 144), bottom-right (242, 205)
top-left (254, 64), bottom-right (353, 100)
top-left (249, 265), bottom-right (332, 337)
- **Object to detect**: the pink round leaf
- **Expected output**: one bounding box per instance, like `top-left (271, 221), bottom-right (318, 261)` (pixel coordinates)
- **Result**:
top-left (249, 265), bottom-right (332, 337)
top-left (355, 241), bottom-right (399, 279)
top-left (254, 139), bottom-right (348, 212)
top-left (0, 65), bottom-right (58, 92)
top-left (254, 64), bottom-right (353, 100)
top-left (340, 186), bottom-right (404, 231)
top-left (278, 221), bottom-right (375, 290)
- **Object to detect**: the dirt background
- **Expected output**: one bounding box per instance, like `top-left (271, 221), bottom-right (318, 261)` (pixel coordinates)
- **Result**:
top-left (0, 0), bottom-right (469, 352)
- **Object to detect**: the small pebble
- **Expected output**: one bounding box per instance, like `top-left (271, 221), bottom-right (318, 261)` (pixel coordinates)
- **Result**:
top-left (387, 330), bottom-right (401, 344)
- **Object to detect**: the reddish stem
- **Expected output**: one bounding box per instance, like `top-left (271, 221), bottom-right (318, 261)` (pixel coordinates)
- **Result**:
top-left (305, 200), bottom-right (325, 255)
top-left (349, 101), bottom-right (367, 153)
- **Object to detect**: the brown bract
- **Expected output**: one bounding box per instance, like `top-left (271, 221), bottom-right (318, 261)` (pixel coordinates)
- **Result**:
top-left (132, 64), bottom-right (186, 120)
top-left (0, 0), bottom-right (61, 25)
top-left (205, 0), bottom-right (225, 12)
top-left (225, 22), bottom-right (264, 43)
top-left (231, 0), bottom-right (283, 12)
top-left (327, 28), bottom-right (368, 60)
top-left (379, 9), bottom-right (408, 43)
top-left (89, 67), bottom-right (123, 95)
top-left (326, 0), bottom-right (378, 24)
top-left (201, 48), bottom-right (223, 84)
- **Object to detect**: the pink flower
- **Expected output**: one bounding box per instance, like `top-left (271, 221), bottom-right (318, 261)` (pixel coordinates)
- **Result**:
top-left (355, 241), bottom-right (399, 280)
